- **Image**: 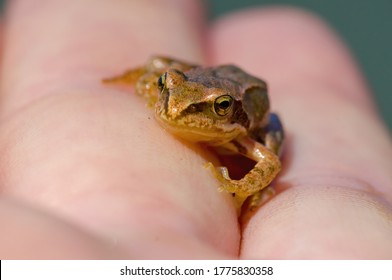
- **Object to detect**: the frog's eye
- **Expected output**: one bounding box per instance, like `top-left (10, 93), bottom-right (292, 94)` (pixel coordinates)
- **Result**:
top-left (157, 72), bottom-right (167, 91)
top-left (214, 95), bottom-right (233, 116)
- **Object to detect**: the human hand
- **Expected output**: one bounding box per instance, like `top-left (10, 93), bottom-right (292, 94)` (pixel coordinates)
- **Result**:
top-left (1, 0), bottom-right (391, 259)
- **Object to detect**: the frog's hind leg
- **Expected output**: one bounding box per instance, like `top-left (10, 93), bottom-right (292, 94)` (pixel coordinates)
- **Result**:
top-left (102, 67), bottom-right (147, 86)
top-left (264, 112), bottom-right (284, 156)
top-left (102, 67), bottom-right (160, 105)
top-left (102, 56), bottom-right (198, 105)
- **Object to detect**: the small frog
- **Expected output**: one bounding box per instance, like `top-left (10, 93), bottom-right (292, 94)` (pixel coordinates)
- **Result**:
top-left (103, 56), bottom-right (284, 211)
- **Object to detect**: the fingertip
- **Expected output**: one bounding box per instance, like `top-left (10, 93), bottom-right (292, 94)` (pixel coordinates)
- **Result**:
top-left (240, 185), bottom-right (392, 259)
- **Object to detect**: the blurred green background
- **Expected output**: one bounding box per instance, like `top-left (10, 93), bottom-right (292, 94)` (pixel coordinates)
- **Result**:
top-left (0, 0), bottom-right (390, 130)
top-left (208, 0), bottom-right (392, 131)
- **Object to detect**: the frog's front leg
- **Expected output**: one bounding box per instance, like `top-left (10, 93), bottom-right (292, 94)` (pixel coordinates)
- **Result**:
top-left (245, 113), bottom-right (284, 209)
top-left (207, 136), bottom-right (281, 210)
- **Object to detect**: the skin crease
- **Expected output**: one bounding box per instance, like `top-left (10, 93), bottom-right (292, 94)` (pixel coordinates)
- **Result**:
top-left (0, 0), bottom-right (391, 259)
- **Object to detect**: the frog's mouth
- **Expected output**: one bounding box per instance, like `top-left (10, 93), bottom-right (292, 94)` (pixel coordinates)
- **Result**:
top-left (155, 113), bottom-right (246, 146)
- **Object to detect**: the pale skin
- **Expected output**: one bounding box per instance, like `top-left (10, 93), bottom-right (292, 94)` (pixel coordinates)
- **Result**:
top-left (0, 0), bottom-right (392, 259)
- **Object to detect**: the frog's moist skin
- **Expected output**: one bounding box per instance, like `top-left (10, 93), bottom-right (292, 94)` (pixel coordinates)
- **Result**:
top-left (103, 56), bottom-right (284, 211)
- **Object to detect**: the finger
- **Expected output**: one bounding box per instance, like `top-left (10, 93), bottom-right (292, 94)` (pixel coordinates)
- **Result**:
top-left (0, 198), bottom-right (125, 259)
top-left (209, 7), bottom-right (392, 258)
top-left (0, 0), bottom-right (238, 258)
top-left (0, 0), bottom-right (205, 116)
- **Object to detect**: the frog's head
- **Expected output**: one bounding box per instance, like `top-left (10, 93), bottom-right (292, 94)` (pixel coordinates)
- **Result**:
top-left (154, 68), bottom-right (247, 145)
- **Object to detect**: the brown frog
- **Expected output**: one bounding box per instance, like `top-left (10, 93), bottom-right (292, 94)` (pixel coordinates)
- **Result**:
top-left (103, 56), bottom-right (284, 211)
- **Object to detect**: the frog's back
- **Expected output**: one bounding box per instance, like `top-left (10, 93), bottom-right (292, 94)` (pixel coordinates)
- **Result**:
top-left (212, 65), bottom-right (267, 97)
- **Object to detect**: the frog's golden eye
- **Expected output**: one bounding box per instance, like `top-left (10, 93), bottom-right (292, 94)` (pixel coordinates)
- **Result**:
top-left (214, 95), bottom-right (233, 116)
top-left (157, 72), bottom-right (167, 91)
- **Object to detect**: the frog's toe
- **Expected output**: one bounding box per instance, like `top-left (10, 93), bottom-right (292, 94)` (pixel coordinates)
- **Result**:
top-left (215, 166), bottom-right (231, 181)
top-left (247, 186), bottom-right (276, 211)
top-left (204, 162), bottom-right (232, 186)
